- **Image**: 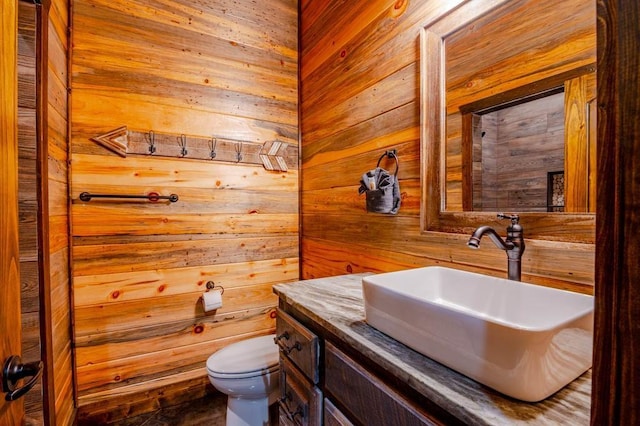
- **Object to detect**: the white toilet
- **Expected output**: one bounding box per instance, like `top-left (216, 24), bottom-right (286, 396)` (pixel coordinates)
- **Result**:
top-left (206, 334), bottom-right (280, 426)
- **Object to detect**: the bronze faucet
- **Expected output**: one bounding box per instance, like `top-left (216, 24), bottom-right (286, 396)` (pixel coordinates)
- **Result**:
top-left (467, 213), bottom-right (525, 281)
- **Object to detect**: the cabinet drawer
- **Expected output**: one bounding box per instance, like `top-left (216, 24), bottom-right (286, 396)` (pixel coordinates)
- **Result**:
top-left (325, 342), bottom-right (439, 426)
top-left (279, 355), bottom-right (322, 426)
top-left (276, 308), bottom-right (320, 383)
top-left (324, 398), bottom-right (354, 426)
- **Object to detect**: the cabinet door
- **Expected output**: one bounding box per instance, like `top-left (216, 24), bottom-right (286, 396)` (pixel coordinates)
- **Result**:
top-left (276, 308), bottom-right (320, 383)
top-left (325, 342), bottom-right (441, 426)
top-left (279, 356), bottom-right (322, 426)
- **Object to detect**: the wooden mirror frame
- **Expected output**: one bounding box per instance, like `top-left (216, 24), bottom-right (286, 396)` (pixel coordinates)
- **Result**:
top-left (419, 0), bottom-right (596, 243)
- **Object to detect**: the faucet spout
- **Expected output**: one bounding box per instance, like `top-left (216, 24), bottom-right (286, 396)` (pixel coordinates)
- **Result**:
top-left (467, 214), bottom-right (525, 281)
top-left (467, 226), bottom-right (514, 251)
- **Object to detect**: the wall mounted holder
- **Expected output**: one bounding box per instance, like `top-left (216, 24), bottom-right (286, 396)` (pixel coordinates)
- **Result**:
top-left (78, 192), bottom-right (179, 203)
top-left (90, 126), bottom-right (296, 172)
top-left (358, 150), bottom-right (401, 214)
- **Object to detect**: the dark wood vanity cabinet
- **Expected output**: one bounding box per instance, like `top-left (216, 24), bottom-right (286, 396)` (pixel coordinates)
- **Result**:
top-left (323, 398), bottom-right (353, 426)
top-left (324, 343), bottom-right (439, 426)
top-left (279, 355), bottom-right (323, 425)
top-left (276, 307), bottom-right (441, 426)
top-left (276, 308), bottom-right (322, 425)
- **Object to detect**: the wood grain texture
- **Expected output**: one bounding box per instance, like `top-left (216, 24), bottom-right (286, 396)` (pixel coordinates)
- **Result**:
top-left (1, 0), bottom-right (24, 422)
top-left (325, 342), bottom-right (440, 426)
top-left (564, 73), bottom-right (597, 212)
top-left (70, 0), bottom-right (299, 415)
top-left (17, 4), bottom-right (43, 420)
top-left (300, 0), bottom-right (595, 296)
top-left (44, 0), bottom-right (75, 422)
top-left (470, 92), bottom-right (566, 212)
top-left (76, 374), bottom-right (210, 424)
top-left (592, 0), bottom-right (640, 424)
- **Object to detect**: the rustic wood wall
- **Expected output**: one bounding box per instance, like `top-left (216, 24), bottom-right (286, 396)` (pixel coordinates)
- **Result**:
top-left (46, 0), bottom-right (75, 423)
top-left (16, 1), bottom-right (74, 424)
top-left (69, 0), bottom-right (299, 421)
top-left (300, 0), bottom-right (595, 293)
top-left (17, 3), bottom-right (44, 421)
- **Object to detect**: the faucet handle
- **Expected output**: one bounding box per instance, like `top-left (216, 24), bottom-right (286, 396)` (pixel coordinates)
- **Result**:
top-left (497, 213), bottom-right (520, 225)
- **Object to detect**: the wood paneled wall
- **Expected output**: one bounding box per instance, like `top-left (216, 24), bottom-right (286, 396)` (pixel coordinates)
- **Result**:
top-left (300, 0), bottom-right (594, 292)
top-left (17, 3), bottom-right (43, 421)
top-left (46, 0), bottom-right (75, 423)
top-left (69, 0), bottom-right (298, 421)
top-left (16, 0), bottom-right (74, 424)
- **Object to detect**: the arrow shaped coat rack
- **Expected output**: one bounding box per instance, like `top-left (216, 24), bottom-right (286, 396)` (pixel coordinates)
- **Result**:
top-left (90, 126), bottom-right (295, 172)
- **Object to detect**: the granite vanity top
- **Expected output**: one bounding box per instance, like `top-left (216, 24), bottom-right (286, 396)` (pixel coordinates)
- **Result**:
top-left (273, 273), bottom-right (591, 425)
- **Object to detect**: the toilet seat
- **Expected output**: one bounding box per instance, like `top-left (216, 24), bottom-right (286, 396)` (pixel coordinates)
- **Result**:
top-left (206, 334), bottom-right (279, 379)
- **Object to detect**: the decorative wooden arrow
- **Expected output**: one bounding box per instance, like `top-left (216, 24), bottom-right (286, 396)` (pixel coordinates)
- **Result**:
top-left (90, 127), bottom-right (295, 172)
top-left (90, 126), bottom-right (128, 157)
top-left (259, 141), bottom-right (289, 172)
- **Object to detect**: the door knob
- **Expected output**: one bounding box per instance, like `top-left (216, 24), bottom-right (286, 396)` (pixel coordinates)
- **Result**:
top-left (2, 355), bottom-right (43, 401)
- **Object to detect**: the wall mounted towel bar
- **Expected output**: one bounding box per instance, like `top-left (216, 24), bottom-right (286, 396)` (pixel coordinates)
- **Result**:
top-left (79, 192), bottom-right (179, 203)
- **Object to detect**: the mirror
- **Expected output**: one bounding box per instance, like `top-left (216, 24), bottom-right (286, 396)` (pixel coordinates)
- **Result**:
top-left (420, 0), bottom-right (596, 241)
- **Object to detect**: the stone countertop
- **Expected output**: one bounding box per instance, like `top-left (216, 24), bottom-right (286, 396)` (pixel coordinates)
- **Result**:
top-left (273, 273), bottom-right (591, 426)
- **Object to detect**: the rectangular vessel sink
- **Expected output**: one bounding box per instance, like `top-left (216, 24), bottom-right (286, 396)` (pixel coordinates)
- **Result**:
top-left (362, 266), bottom-right (594, 402)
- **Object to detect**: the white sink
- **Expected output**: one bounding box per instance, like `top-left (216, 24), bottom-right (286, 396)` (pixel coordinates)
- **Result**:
top-left (362, 266), bottom-right (594, 402)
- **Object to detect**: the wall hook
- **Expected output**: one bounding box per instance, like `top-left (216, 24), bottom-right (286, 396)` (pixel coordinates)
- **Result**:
top-left (235, 142), bottom-right (243, 162)
top-left (146, 130), bottom-right (156, 155)
top-left (178, 134), bottom-right (188, 157)
top-left (376, 149), bottom-right (398, 170)
top-left (209, 137), bottom-right (217, 159)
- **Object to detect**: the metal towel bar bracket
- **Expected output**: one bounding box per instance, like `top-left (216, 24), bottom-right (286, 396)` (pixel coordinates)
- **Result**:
top-left (79, 192), bottom-right (179, 203)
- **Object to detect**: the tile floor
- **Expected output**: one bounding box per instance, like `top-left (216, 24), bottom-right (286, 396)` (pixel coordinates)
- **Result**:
top-left (105, 392), bottom-right (279, 426)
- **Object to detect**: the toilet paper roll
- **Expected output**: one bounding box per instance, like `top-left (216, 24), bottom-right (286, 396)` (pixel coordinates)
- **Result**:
top-left (202, 289), bottom-right (223, 312)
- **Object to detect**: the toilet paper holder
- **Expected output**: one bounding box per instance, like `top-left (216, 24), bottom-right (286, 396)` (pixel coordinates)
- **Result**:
top-left (205, 281), bottom-right (224, 294)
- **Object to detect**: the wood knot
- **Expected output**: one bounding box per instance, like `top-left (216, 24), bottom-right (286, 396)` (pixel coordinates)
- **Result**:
top-left (111, 290), bottom-right (120, 300)
top-left (390, 0), bottom-right (407, 17)
top-left (194, 324), bottom-right (204, 334)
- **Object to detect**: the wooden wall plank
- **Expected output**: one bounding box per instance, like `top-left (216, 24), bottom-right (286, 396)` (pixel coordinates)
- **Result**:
top-left (301, 0), bottom-right (467, 119)
top-left (45, 0), bottom-right (75, 422)
top-left (71, 0), bottom-right (299, 415)
top-left (76, 373), bottom-right (210, 424)
top-left (302, 213), bottom-right (594, 286)
top-left (72, 211), bottom-right (298, 237)
top-left (74, 306), bottom-right (277, 364)
top-left (72, 235), bottom-right (298, 276)
top-left (17, 5), bottom-right (44, 421)
top-left (71, 154), bottom-right (297, 191)
top-left (74, 257), bottom-right (297, 306)
top-left (73, 283), bottom-right (278, 335)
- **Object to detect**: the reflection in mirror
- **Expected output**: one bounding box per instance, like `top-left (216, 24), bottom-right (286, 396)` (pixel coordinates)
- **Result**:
top-left (471, 90), bottom-right (565, 212)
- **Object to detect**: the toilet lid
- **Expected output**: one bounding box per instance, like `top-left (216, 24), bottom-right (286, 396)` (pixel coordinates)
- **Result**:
top-left (206, 334), bottom-right (279, 378)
